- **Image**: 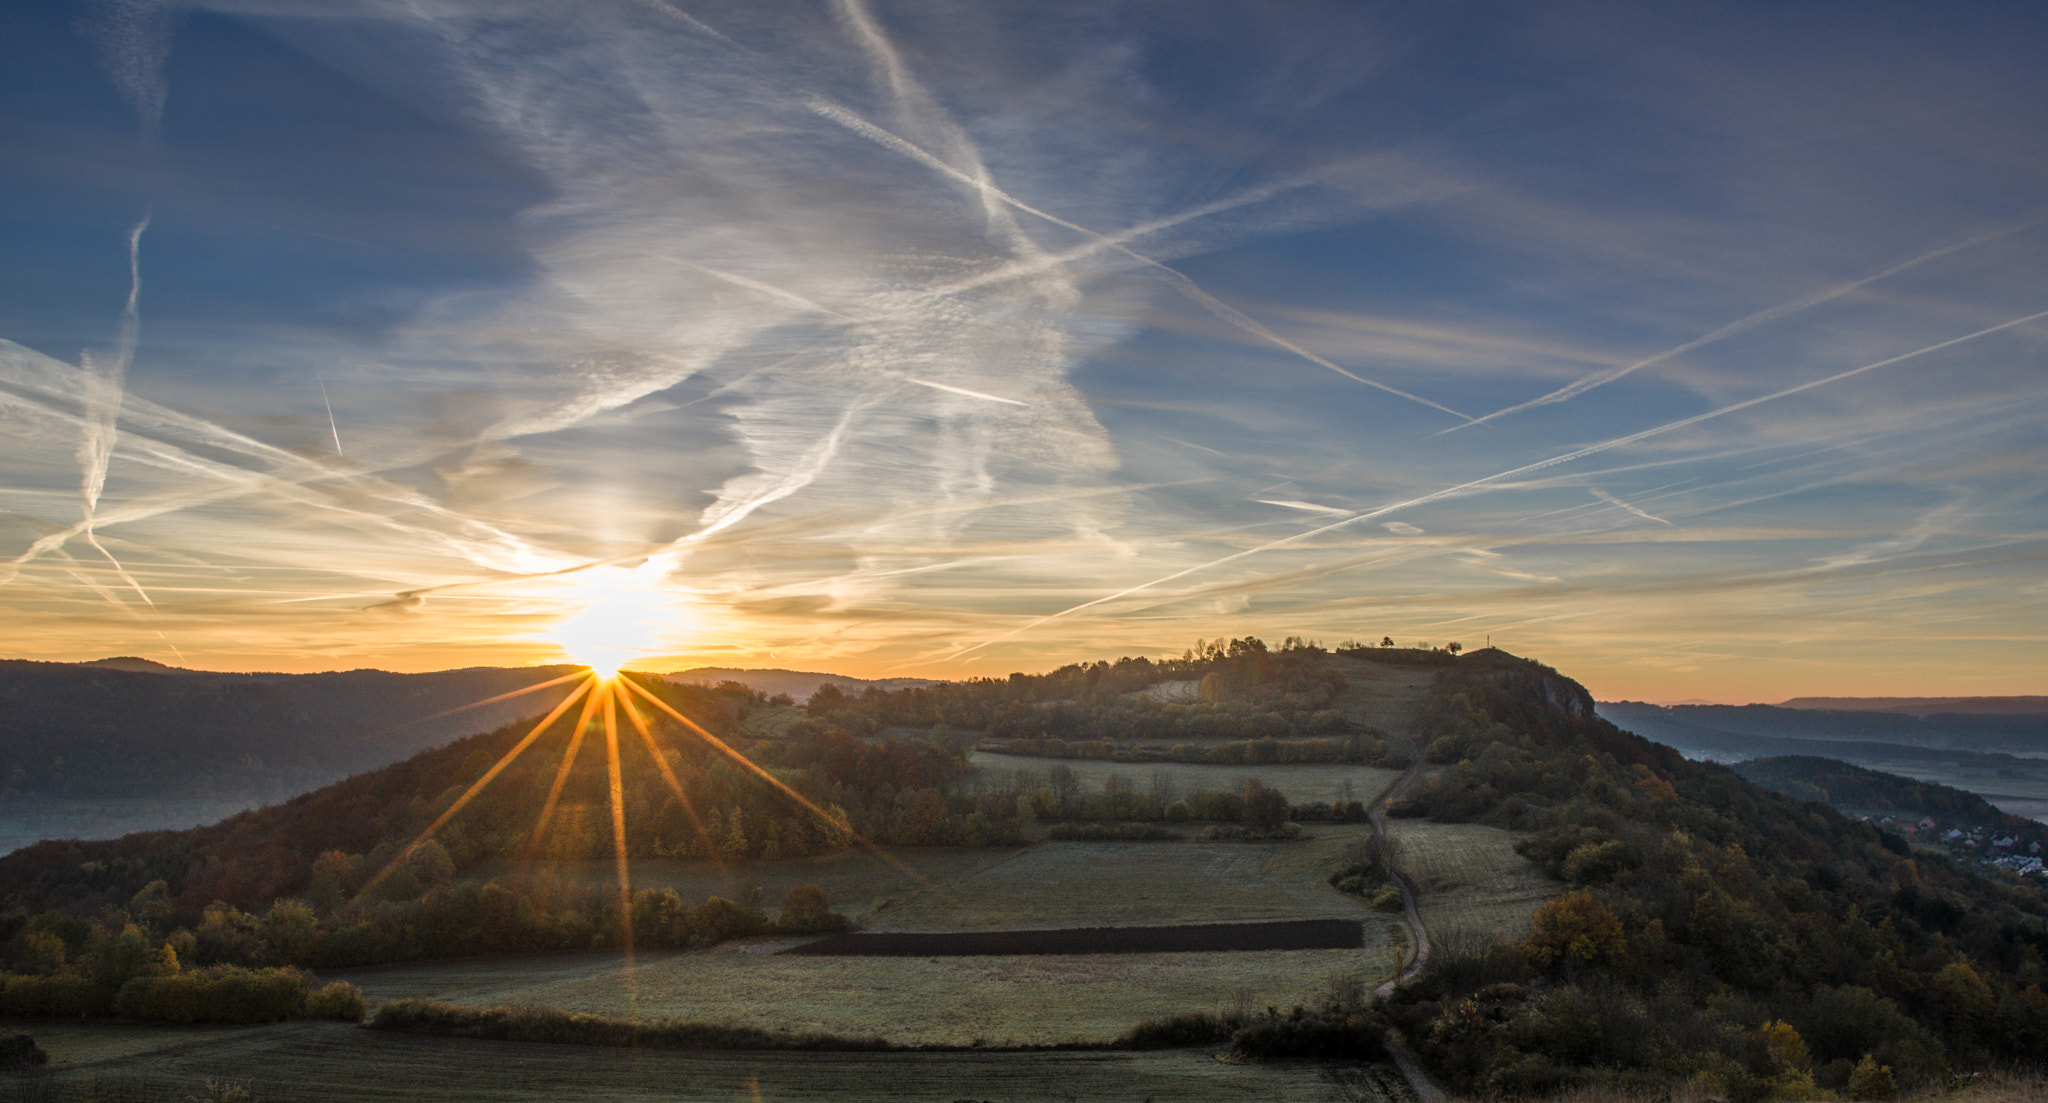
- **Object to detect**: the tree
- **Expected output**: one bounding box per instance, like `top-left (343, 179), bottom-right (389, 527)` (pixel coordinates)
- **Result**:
top-left (1380, 636), bottom-right (1394, 648)
top-left (1525, 891), bottom-right (1626, 971)
top-left (778, 883), bottom-right (831, 930)
top-left (1446, 642), bottom-right (1462, 655)
top-left (1243, 778), bottom-right (1289, 828)
top-left (1047, 764), bottom-right (1080, 811)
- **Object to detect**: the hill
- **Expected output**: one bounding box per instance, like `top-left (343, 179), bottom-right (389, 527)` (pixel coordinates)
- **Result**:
top-left (1780, 696), bottom-right (2048, 716)
top-left (0, 660), bottom-right (586, 804)
top-left (1598, 699), bottom-right (2048, 823)
top-left (1731, 755), bottom-right (2027, 826)
top-left (2, 643), bottom-right (2046, 1100)
top-left (664, 667), bottom-right (943, 702)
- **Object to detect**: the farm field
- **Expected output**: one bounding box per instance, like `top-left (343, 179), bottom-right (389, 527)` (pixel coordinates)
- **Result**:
top-left (469, 846), bottom-right (1026, 926)
top-left (967, 754), bottom-right (1404, 808)
top-left (340, 827), bottom-right (1408, 1047)
top-left (333, 939), bottom-right (1394, 1047)
top-left (18, 1020), bottom-right (1407, 1102)
top-left (787, 918), bottom-right (1363, 956)
top-left (867, 828), bottom-right (1390, 931)
top-left (1383, 819), bottom-right (1559, 945)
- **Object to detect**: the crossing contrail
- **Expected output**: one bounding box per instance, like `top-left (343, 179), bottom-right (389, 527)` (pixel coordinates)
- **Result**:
top-left (1440, 210), bottom-right (2048, 435)
top-left (809, 99), bottom-right (1477, 425)
top-left (941, 305), bottom-right (2048, 660)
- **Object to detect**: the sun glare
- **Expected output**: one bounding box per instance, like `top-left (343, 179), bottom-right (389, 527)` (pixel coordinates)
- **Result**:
top-left (538, 564), bottom-right (686, 678)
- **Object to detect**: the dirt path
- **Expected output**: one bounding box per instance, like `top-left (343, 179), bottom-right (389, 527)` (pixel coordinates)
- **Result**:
top-left (1334, 664), bottom-right (1445, 1103)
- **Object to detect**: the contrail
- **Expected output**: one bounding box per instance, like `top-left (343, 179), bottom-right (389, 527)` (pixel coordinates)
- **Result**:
top-left (941, 306), bottom-right (2048, 660)
top-left (834, 0), bottom-right (1043, 261)
top-left (317, 370), bottom-right (343, 456)
top-left (1590, 488), bottom-right (1673, 526)
top-left (1258, 499), bottom-right (1356, 517)
top-left (809, 99), bottom-right (1476, 424)
top-left (1, 339), bottom-right (572, 586)
top-left (629, 0), bottom-right (738, 46)
top-left (683, 261), bottom-right (854, 321)
top-left (1440, 209), bottom-right (2048, 435)
top-left (902, 377), bottom-right (1028, 406)
top-left (75, 214), bottom-right (167, 620)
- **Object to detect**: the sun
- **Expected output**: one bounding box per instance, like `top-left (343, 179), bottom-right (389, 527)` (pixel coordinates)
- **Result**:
top-left (539, 564), bottom-right (686, 678)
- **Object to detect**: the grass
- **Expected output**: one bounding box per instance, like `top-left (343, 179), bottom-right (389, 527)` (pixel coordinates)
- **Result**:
top-left (1323, 657), bottom-right (1442, 735)
top-left (332, 940), bottom-right (1398, 1047)
top-left (1383, 820), bottom-right (1561, 945)
top-left (867, 825), bottom-right (1392, 931)
top-left (336, 821), bottom-right (1411, 1049)
top-left (466, 845), bottom-right (1024, 926)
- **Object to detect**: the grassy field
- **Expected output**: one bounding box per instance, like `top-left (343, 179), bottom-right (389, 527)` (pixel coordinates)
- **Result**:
top-left (968, 754), bottom-right (1405, 808)
top-left (1323, 658), bottom-right (1440, 735)
top-left (470, 847), bottom-right (1026, 925)
top-left (345, 826), bottom-right (1409, 1047)
top-left (868, 826), bottom-right (1390, 931)
top-left (1383, 820), bottom-right (1560, 945)
top-left (332, 941), bottom-right (1392, 1047)
top-left (15, 1020), bottom-right (1409, 1102)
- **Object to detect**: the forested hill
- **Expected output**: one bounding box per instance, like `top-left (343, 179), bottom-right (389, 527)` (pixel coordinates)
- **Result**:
top-left (1598, 699), bottom-right (2048, 758)
top-left (0, 660), bottom-right (583, 801)
top-left (1733, 754), bottom-right (2038, 833)
top-left (665, 667), bottom-right (941, 702)
top-left (1380, 658), bottom-right (2048, 1097)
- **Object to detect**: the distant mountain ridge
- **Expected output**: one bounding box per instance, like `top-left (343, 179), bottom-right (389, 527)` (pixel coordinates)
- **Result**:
top-left (1777, 695), bottom-right (2048, 716)
top-left (663, 666), bottom-right (942, 701)
top-left (0, 660), bottom-right (583, 805)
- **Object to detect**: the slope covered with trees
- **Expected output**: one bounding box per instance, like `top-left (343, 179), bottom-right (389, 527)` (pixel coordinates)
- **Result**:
top-left (1377, 652), bottom-right (2048, 1098)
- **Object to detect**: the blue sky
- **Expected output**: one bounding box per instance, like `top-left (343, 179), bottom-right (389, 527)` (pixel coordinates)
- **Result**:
top-left (3, 0), bottom-right (2046, 701)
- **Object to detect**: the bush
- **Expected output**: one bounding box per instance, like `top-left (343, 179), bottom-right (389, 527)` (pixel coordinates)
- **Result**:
top-left (1846, 1053), bottom-right (1896, 1100)
top-left (301, 980), bottom-right (366, 1021)
top-left (1117, 1010), bottom-right (1241, 1049)
top-left (113, 966), bottom-right (308, 1023)
top-left (0, 973), bottom-right (111, 1017)
top-left (369, 998), bottom-right (892, 1051)
top-left (1226, 1008), bottom-right (1384, 1061)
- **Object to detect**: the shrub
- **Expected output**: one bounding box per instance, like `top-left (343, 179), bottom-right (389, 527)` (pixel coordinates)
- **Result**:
top-left (113, 966), bottom-right (308, 1023)
top-left (1846, 1053), bottom-right (1896, 1100)
top-left (1226, 1008), bottom-right (1384, 1061)
top-left (301, 980), bottom-right (366, 1021)
top-left (1116, 1010), bottom-right (1240, 1049)
top-left (0, 973), bottom-right (111, 1017)
top-left (369, 998), bottom-right (892, 1051)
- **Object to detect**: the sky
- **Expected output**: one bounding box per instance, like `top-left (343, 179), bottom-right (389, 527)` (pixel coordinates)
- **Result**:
top-left (2, 0), bottom-right (2045, 703)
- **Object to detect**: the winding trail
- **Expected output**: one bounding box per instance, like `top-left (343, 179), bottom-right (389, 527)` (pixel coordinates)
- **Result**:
top-left (1367, 727), bottom-right (1446, 1103)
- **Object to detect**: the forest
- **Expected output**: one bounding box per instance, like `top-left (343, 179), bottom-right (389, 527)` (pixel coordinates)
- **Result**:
top-left (1367, 655), bottom-right (2048, 1097)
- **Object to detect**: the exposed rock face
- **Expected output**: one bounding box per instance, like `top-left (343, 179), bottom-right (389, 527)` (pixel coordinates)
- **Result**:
top-left (1540, 672), bottom-right (1594, 720)
top-left (0, 1033), bottom-right (49, 1068)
